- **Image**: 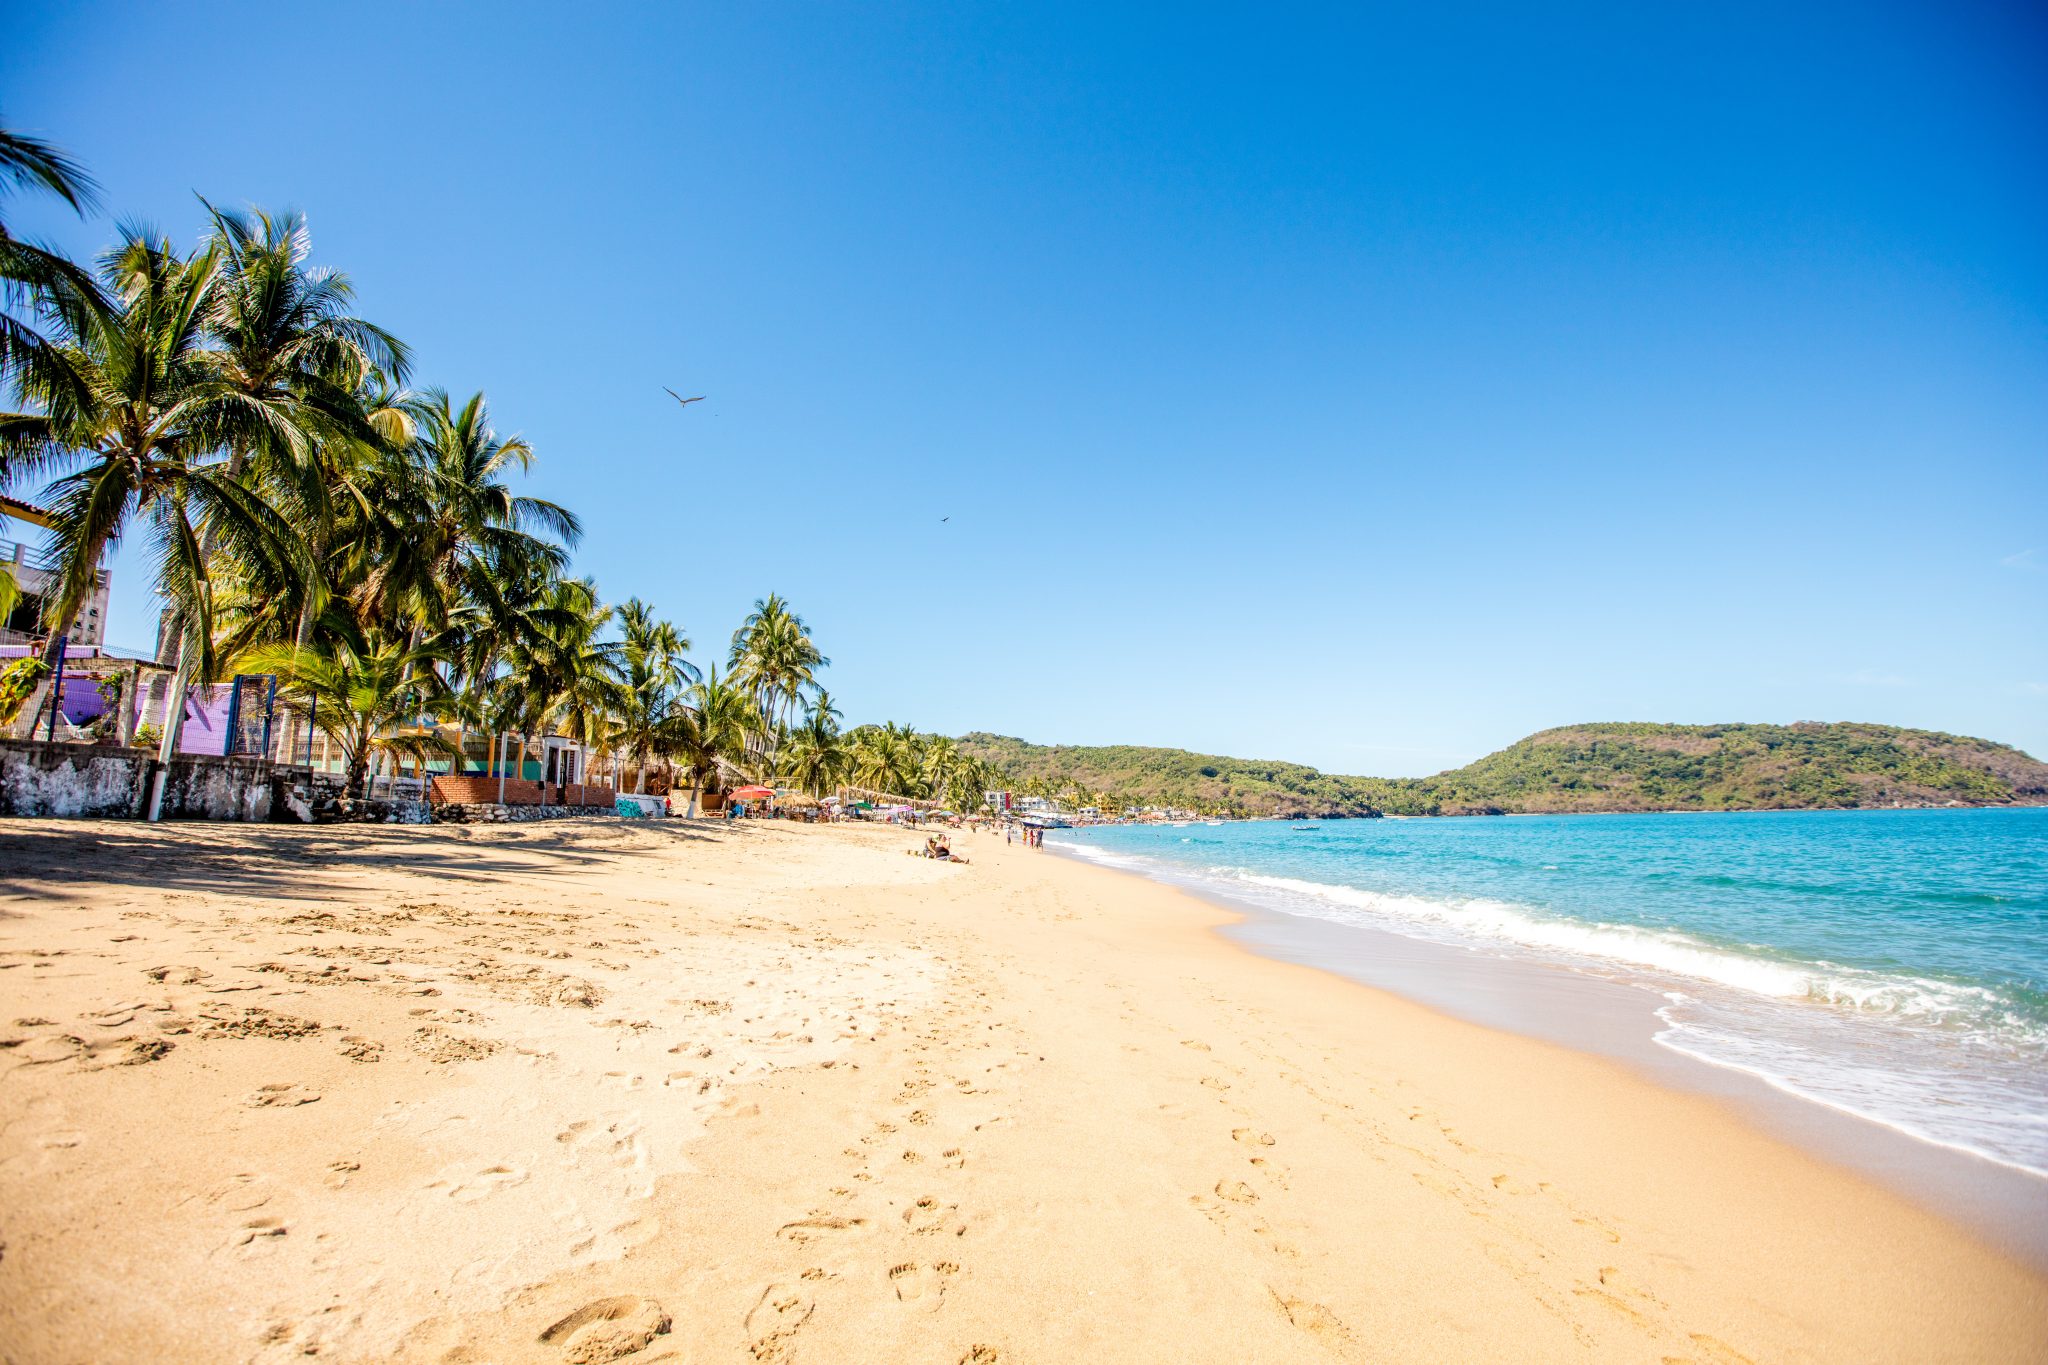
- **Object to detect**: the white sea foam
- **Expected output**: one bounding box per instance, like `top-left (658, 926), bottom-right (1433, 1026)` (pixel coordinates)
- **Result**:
top-left (1047, 840), bottom-right (2048, 1177)
top-left (1215, 869), bottom-right (2037, 1040)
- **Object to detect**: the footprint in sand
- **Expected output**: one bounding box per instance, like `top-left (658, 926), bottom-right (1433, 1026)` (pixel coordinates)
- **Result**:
top-left (1232, 1128), bottom-right (1276, 1147)
top-left (538, 1295), bottom-right (671, 1364)
top-left (958, 1347), bottom-right (1002, 1364)
top-left (248, 1082), bottom-right (320, 1107)
top-left (437, 1164), bottom-right (530, 1202)
top-left (1573, 1264), bottom-right (1668, 1327)
top-left (1215, 1179), bottom-right (1259, 1204)
top-left (1575, 1216), bottom-right (1623, 1244)
top-left (743, 1283), bottom-right (815, 1361)
top-left (888, 1260), bottom-right (959, 1311)
top-left (1269, 1289), bottom-right (1361, 1355)
top-left (202, 1173), bottom-right (272, 1211)
top-left (902, 1197), bottom-right (962, 1237)
top-left (236, 1216), bottom-right (288, 1247)
top-left (777, 1215), bottom-right (867, 1245)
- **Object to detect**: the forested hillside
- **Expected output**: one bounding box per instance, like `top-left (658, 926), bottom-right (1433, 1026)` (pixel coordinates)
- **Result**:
top-left (958, 723), bottom-right (2048, 818)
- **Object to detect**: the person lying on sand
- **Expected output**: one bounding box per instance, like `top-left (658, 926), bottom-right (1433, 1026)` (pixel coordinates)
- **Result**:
top-left (935, 836), bottom-right (968, 864)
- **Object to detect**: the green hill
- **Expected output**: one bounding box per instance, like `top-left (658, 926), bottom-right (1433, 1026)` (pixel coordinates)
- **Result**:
top-left (957, 723), bottom-right (2048, 819)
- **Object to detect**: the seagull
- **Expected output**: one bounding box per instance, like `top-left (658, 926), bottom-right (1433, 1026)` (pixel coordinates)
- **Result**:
top-left (663, 387), bottom-right (706, 408)
top-left (941, 517), bottom-right (950, 523)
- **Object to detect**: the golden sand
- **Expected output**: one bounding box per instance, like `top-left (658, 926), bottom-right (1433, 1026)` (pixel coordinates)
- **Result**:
top-left (0, 818), bottom-right (2041, 1362)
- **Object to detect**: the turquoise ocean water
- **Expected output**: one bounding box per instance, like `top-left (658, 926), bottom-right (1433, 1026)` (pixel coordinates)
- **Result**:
top-left (1052, 808), bottom-right (2048, 1177)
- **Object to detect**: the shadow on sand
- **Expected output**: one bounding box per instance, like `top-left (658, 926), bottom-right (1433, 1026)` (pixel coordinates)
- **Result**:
top-left (0, 817), bottom-right (747, 906)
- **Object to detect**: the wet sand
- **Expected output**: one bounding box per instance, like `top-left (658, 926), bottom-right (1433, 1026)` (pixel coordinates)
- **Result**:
top-left (0, 817), bottom-right (2042, 1362)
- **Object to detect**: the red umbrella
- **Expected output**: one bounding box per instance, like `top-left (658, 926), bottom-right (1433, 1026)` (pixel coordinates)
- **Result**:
top-left (731, 785), bottom-right (776, 800)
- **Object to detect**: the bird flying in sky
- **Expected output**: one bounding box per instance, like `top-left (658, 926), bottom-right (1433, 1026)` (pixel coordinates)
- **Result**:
top-left (663, 387), bottom-right (706, 408)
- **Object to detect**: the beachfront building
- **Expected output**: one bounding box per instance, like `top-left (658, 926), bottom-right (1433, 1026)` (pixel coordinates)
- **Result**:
top-left (2, 498), bottom-right (110, 649)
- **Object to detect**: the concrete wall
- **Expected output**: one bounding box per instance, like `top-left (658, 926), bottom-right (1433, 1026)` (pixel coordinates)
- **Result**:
top-left (0, 741), bottom-right (648, 827)
top-left (0, 740), bottom-right (145, 817)
top-left (0, 739), bottom-right (275, 821)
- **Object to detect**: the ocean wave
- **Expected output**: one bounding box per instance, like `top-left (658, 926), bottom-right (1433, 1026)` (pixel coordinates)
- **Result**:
top-left (1053, 817), bottom-right (2048, 1180)
top-left (1653, 1004), bottom-right (2048, 1178)
top-left (1209, 869), bottom-right (2042, 1042)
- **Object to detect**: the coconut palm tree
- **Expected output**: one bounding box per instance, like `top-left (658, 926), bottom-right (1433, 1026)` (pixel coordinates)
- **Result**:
top-left (673, 664), bottom-right (756, 814)
top-left (851, 723), bottom-right (918, 798)
top-left (488, 576), bottom-right (622, 795)
top-left (365, 388), bottom-right (578, 643)
top-left (0, 233), bottom-right (309, 799)
top-left (780, 698), bottom-right (848, 796)
top-left (203, 203), bottom-right (408, 482)
top-left (0, 123), bottom-right (104, 413)
top-left (606, 599), bottom-right (696, 793)
top-left (920, 734), bottom-right (963, 800)
top-left (246, 638), bottom-right (456, 798)
top-left (729, 592), bottom-right (829, 745)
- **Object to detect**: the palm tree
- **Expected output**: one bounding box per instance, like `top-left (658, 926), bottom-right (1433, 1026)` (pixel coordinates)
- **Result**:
top-left (247, 638), bottom-right (456, 798)
top-left (0, 123), bottom-right (104, 414)
top-left (920, 734), bottom-right (963, 801)
top-left (729, 593), bottom-right (829, 748)
top-left (606, 598), bottom-right (697, 792)
top-left (0, 233), bottom-right (308, 804)
top-left (203, 203), bottom-right (409, 486)
top-left (851, 723), bottom-right (918, 798)
top-left (364, 389), bottom-right (578, 643)
top-left (781, 699), bottom-right (847, 796)
top-left (497, 577), bottom-right (620, 791)
top-left (674, 664), bottom-right (756, 814)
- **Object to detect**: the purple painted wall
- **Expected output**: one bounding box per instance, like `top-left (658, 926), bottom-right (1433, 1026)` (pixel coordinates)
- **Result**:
top-left (57, 676), bottom-right (107, 725)
top-left (132, 683), bottom-right (234, 755)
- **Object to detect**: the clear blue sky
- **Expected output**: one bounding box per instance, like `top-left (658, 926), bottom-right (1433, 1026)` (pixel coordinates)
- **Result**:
top-left (6, 2), bottom-right (2045, 775)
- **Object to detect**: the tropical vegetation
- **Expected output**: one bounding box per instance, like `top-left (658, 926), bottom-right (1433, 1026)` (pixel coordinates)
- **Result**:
top-left (958, 723), bottom-right (2048, 818)
top-left (0, 122), bottom-right (991, 811)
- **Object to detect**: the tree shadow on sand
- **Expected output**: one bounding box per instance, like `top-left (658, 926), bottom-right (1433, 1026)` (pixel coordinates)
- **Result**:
top-left (0, 818), bottom-right (743, 907)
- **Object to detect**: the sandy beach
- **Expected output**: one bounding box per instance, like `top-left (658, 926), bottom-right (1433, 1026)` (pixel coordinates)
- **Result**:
top-left (1, 817), bottom-right (2043, 1364)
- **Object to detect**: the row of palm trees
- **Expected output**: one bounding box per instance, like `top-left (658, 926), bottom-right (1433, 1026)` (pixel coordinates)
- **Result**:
top-left (0, 123), bottom-right (1005, 814)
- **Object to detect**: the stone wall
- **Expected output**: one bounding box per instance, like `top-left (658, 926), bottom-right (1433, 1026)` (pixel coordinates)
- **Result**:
top-left (433, 801), bottom-right (622, 823)
top-left (0, 739), bottom-right (277, 821)
top-left (0, 741), bottom-right (646, 826)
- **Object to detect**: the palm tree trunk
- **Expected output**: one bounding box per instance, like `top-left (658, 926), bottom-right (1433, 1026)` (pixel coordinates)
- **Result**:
top-left (145, 635), bottom-right (196, 821)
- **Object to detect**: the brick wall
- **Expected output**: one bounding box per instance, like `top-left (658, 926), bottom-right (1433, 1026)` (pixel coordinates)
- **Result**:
top-left (430, 774), bottom-right (616, 807)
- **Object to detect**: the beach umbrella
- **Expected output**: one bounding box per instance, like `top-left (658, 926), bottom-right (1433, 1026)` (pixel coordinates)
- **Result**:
top-left (732, 785), bottom-right (776, 801)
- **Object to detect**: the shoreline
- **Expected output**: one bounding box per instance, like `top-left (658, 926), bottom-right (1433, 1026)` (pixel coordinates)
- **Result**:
top-left (1046, 826), bottom-right (2048, 1269)
top-left (3, 817), bottom-right (2043, 1361)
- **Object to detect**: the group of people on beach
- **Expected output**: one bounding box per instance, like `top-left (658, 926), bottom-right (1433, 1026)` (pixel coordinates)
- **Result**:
top-left (919, 834), bottom-right (968, 863)
top-left (1005, 824), bottom-right (1045, 849)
